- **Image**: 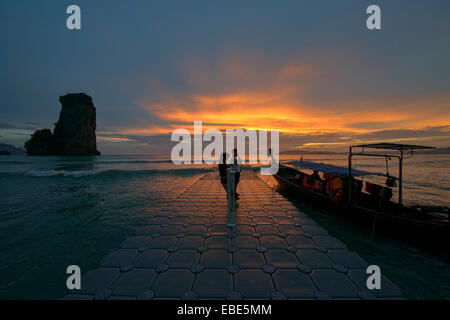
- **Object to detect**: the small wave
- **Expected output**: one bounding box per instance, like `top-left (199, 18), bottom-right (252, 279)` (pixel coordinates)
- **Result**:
top-left (96, 159), bottom-right (173, 165)
top-left (25, 167), bottom-right (215, 178)
top-left (27, 170), bottom-right (101, 177)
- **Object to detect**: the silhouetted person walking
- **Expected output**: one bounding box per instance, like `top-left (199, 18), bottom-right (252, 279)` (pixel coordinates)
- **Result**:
top-left (218, 150), bottom-right (240, 199)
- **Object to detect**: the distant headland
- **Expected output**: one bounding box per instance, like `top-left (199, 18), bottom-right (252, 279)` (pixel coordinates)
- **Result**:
top-left (0, 143), bottom-right (26, 155)
top-left (25, 93), bottom-right (100, 155)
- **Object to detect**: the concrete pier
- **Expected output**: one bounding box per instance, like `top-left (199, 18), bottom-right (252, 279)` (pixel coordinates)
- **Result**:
top-left (62, 171), bottom-right (402, 300)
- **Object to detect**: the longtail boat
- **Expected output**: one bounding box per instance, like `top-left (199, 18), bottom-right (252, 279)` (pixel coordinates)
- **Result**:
top-left (273, 143), bottom-right (449, 252)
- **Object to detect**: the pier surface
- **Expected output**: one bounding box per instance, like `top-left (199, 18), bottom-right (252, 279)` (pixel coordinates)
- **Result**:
top-left (63, 171), bottom-right (402, 300)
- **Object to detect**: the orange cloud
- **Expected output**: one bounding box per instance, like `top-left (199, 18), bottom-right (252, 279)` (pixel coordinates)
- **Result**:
top-left (124, 55), bottom-right (450, 141)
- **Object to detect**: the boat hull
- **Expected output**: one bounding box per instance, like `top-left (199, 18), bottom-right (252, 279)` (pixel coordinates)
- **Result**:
top-left (273, 169), bottom-right (450, 255)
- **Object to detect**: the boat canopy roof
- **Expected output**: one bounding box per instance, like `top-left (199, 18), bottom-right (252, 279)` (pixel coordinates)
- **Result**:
top-left (353, 143), bottom-right (434, 151)
top-left (284, 160), bottom-right (380, 177)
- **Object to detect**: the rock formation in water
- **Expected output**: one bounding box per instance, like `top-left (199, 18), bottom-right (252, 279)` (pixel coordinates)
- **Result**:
top-left (25, 93), bottom-right (100, 155)
top-left (53, 93), bottom-right (100, 155)
top-left (24, 129), bottom-right (55, 155)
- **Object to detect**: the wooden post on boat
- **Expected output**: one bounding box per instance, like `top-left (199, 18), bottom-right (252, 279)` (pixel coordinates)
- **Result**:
top-left (348, 146), bottom-right (353, 204)
top-left (226, 168), bottom-right (236, 227)
top-left (399, 150), bottom-right (403, 205)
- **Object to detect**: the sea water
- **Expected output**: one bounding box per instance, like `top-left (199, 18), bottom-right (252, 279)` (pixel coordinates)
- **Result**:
top-left (0, 154), bottom-right (448, 299)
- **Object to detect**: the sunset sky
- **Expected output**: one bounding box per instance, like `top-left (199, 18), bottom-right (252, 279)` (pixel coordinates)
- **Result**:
top-left (1, 0), bottom-right (449, 154)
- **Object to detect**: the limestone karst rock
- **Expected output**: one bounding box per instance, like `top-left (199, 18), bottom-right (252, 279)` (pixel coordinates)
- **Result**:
top-left (25, 93), bottom-right (100, 155)
top-left (25, 129), bottom-right (55, 155)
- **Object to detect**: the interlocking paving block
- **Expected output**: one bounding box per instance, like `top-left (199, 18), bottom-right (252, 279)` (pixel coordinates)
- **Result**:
top-left (278, 224), bottom-right (304, 235)
top-left (160, 225), bottom-right (184, 235)
top-left (301, 225), bottom-right (329, 236)
top-left (235, 270), bottom-right (275, 299)
top-left (347, 269), bottom-right (402, 298)
top-left (94, 289), bottom-right (112, 300)
top-left (358, 291), bottom-right (377, 300)
top-left (200, 250), bottom-right (232, 268)
top-left (205, 236), bottom-right (230, 249)
top-left (148, 236), bottom-right (178, 249)
top-left (152, 270), bottom-right (195, 298)
top-left (120, 263), bottom-right (134, 273)
top-left (230, 236), bottom-right (258, 250)
top-left (194, 269), bottom-right (233, 298)
top-left (332, 264), bottom-right (348, 274)
top-left (272, 217), bottom-right (295, 225)
top-left (134, 249), bottom-right (168, 268)
top-left (235, 217), bottom-right (251, 225)
top-left (313, 236), bottom-right (347, 249)
top-left (167, 250), bottom-right (199, 268)
top-left (315, 246), bottom-right (328, 253)
top-left (265, 250), bottom-right (299, 268)
top-left (226, 265), bottom-right (240, 274)
top-left (314, 291), bottom-right (331, 300)
top-left (310, 269), bottom-right (358, 298)
top-left (271, 291), bottom-right (288, 300)
top-left (209, 225), bottom-right (230, 235)
top-left (327, 250), bottom-right (368, 268)
top-left (286, 246), bottom-right (298, 253)
top-left (182, 291), bottom-right (199, 300)
top-left (108, 296), bottom-right (137, 300)
top-left (296, 264), bottom-right (312, 274)
top-left (255, 225), bottom-right (279, 235)
top-left (197, 246), bottom-right (208, 253)
top-left (260, 236), bottom-right (287, 249)
top-left (101, 249), bottom-right (138, 267)
top-left (190, 264), bottom-right (204, 274)
top-left (138, 246), bottom-right (149, 253)
top-left (137, 290), bottom-right (155, 300)
top-left (227, 246), bottom-right (238, 253)
top-left (178, 236), bottom-right (204, 249)
top-left (120, 236), bottom-right (152, 249)
top-left (262, 264), bottom-right (276, 274)
top-left (296, 250), bottom-right (334, 268)
top-left (226, 232), bottom-right (239, 239)
top-left (167, 246), bottom-right (178, 253)
top-left (226, 291), bottom-right (243, 300)
top-left (249, 211), bottom-right (267, 217)
top-left (233, 250), bottom-right (265, 268)
top-left (184, 226), bottom-right (207, 235)
top-left (190, 218), bottom-right (210, 225)
top-left (273, 270), bottom-right (315, 298)
top-left (136, 225), bottom-right (163, 236)
top-left (253, 217), bottom-right (273, 225)
top-left (292, 217), bottom-right (318, 226)
top-left (286, 235), bottom-right (317, 249)
top-left (170, 217), bottom-right (189, 224)
top-left (60, 294), bottom-right (93, 300)
top-left (111, 269), bottom-right (156, 296)
top-left (155, 264), bottom-right (169, 273)
top-left (280, 205), bottom-right (298, 211)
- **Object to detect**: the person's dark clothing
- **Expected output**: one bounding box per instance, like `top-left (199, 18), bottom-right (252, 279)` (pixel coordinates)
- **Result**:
top-left (235, 172), bottom-right (240, 187)
top-left (219, 163), bottom-right (229, 183)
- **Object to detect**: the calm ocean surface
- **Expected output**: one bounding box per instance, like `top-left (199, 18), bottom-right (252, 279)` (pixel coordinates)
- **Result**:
top-left (0, 154), bottom-right (449, 299)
